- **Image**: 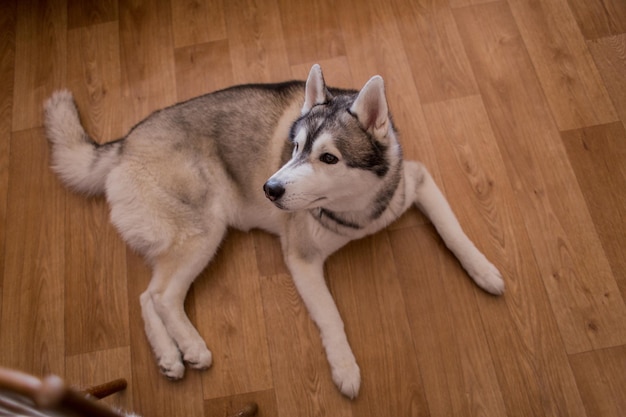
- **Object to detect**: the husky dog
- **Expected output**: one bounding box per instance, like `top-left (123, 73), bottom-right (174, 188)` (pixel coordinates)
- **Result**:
top-left (44, 65), bottom-right (504, 399)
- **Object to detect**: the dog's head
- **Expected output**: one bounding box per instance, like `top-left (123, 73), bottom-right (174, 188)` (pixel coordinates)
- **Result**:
top-left (264, 65), bottom-right (401, 212)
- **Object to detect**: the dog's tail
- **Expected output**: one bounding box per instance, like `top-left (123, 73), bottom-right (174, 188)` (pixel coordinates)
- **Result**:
top-left (43, 90), bottom-right (123, 196)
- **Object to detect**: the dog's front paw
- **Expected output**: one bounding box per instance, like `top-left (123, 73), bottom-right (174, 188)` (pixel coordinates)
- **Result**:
top-left (158, 353), bottom-right (185, 380)
top-left (331, 357), bottom-right (361, 399)
top-left (44, 89), bottom-right (74, 115)
top-left (470, 261), bottom-right (505, 295)
top-left (183, 343), bottom-right (213, 370)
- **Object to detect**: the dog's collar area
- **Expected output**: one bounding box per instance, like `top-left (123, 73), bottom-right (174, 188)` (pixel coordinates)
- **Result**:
top-left (310, 207), bottom-right (364, 235)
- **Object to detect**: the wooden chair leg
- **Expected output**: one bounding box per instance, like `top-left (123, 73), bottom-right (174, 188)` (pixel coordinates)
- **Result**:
top-left (84, 378), bottom-right (128, 400)
top-left (38, 375), bottom-right (126, 417)
top-left (0, 368), bottom-right (130, 417)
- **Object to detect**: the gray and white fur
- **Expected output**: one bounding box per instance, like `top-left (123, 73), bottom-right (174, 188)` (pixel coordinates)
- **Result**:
top-left (44, 65), bottom-right (504, 399)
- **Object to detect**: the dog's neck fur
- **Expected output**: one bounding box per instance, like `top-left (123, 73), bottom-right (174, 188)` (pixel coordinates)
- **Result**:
top-left (308, 157), bottom-right (404, 236)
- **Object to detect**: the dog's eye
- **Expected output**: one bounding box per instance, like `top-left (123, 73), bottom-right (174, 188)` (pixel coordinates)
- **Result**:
top-left (319, 153), bottom-right (339, 164)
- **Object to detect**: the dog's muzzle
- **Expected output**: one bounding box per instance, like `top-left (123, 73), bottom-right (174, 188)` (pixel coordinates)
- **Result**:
top-left (263, 180), bottom-right (285, 202)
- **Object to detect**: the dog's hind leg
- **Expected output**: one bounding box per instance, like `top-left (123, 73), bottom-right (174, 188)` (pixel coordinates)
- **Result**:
top-left (141, 227), bottom-right (226, 379)
top-left (140, 290), bottom-right (186, 379)
top-left (405, 161), bottom-right (505, 294)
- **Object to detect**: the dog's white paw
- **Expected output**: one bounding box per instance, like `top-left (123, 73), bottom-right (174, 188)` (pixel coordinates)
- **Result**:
top-left (183, 343), bottom-right (213, 370)
top-left (158, 352), bottom-right (185, 380)
top-left (470, 260), bottom-right (505, 295)
top-left (44, 89), bottom-right (74, 112)
top-left (330, 357), bottom-right (361, 399)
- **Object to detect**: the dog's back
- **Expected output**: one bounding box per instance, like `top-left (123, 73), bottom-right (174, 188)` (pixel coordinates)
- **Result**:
top-left (125, 82), bottom-right (305, 192)
top-left (44, 82), bottom-right (307, 256)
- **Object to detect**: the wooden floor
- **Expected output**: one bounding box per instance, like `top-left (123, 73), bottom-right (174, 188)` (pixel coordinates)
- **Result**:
top-left (1, 0), bottom-right (625, 416)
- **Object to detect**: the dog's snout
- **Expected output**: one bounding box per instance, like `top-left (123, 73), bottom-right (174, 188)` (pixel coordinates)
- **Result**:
top-left (263, 180), bottom-right (285, 202)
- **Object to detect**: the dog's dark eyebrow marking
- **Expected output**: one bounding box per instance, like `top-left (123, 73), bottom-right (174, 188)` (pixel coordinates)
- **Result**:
top-left (289, 114), bottom-right (309, 141)
top-left (303, 120), bottom-right (326, 154)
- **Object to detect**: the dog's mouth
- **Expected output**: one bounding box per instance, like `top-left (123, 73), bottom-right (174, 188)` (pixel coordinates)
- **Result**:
top-left (272, 200), bottom-right (287, 210)
top-left (270, 196), bottom-right (327, 211)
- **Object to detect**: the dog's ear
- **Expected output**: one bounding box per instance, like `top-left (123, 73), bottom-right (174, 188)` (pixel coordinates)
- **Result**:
top-left (302, 64), bottom-right (331, 114)
top-left (350, 75), bottom-right (389, 139)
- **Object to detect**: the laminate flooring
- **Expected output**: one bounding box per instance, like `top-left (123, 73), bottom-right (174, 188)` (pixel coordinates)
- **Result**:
top-left (1, 0), bottom-right (625, 415)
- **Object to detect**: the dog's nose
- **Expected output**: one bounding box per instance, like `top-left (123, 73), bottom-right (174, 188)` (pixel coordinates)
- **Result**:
top-left (263, 180), bottom-right (285, 202)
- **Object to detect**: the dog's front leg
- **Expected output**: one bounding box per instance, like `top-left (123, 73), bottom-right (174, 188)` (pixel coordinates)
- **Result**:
top-left (285, 253), bottom-right (361, 399)
top-left (406, 161), bottom-right (505, 294)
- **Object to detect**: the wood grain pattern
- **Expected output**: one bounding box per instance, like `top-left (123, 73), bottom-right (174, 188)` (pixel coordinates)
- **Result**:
top-left (391, 0), bottom-right (478, 103)
top-left (454, 0), bottom-right (626, 355)
top-left (194, 231), bottom-right (273, 399)
top-left (260, 272), bottom-right (353, 417)
top-left (174, 39), bottom-right (233, 102)
top-left (64, 193), bottom-right (129, 355)
top-left (566, 0), bottom-right (626, 39)
top-left (0, 0), bottom-right (15, 323)
top-left (422, 95), bottom-right (587, 416)
top-left (1, 129), bottom-right (65, 376)
top-left (252, 230), bottom-right (288, 278)
top-left (171, 0), bottom-right (226, 48)
top-left (66, 21), bottom-right (124, 142)
top-left (508, 0), bottom-right (617, 130)
top-left (448, 0), bottom-right (494, 8)
top-left (390, 225), bottom-right (507, 417)
top-left (67, 0), bottom-right (117, 29)
top-left (326, 234), bottom-right (430, 417)
top-left (587, 34), bottom-right (626, 124)
top-left (1, 0), bottom-right (626, 415)
top-left (291, 55), bottom-right (353, 89)
top-left (12, 0), bottom-right (66, 131)
top-left (278, 0), bottom-right (346, 66)
top-left (224, 0), bottom-right (291, 84)
top-left (569, 346), bottom-right (626, 417)
top-left (118, 0), bottom-right (177, 129)
top-left (561, 123), bottom-right (626, 299)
